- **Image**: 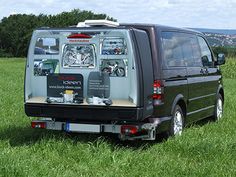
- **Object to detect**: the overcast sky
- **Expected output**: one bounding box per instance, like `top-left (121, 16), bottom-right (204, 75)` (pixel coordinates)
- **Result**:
top-left (0, 0), bottom-right (236, 29)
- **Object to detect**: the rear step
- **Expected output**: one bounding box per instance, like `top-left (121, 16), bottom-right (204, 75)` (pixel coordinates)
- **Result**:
top-left (31, 119), bottom-right (157, 140)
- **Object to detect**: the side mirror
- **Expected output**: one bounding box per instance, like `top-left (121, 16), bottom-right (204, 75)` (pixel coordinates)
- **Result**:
top-left (216, 53), bottom-right (225, 65)
top-left (201, 55), bottom-right (209, 66)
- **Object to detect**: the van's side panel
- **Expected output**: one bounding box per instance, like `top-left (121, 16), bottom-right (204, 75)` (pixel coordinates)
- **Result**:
top-left (189, 35), bottom-right (221, 120)
top-left (154, 29), bottom-right (188, 118)
top-left (160, 68), bottom-right (188, 117)
top-left (186, 67), bottom-right (212, 122)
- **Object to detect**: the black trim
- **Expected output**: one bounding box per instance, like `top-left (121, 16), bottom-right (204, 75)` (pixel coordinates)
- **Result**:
top-left (188, 93), bottom-right (216, 102)
top-left (187, 105), bottom-right (215, 116)
top-left (25, 103), bottom-right (143, 122)
top-left (132, 29), bottom-right (154, 119)
top-left (130, 29), bottom-right (144, 108)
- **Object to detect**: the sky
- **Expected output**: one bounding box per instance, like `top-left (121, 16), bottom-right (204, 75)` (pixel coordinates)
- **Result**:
top-left (0, 0), bottom-right (236, 29)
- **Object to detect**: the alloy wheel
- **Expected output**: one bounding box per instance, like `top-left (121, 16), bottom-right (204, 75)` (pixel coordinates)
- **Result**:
top-left (216, 98), bottom-right (223, 120)
top-left (173, 110), bottom-right (183, 136)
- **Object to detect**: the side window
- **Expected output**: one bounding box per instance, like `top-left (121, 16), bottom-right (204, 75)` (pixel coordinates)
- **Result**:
top-left (162, 32), bottom-right (185, 67)
top-left (197, 37), bottom-right (214, 67)
top-left (184, 36), bottom-right (202, 67)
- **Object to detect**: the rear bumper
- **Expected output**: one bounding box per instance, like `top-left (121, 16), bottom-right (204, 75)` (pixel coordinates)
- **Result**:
top-left (149, 117), bottom-right (172, 133)
top-left (31, 118), bottom-right (168, 140)
top-left (25, 103), bottom-right (144, 121)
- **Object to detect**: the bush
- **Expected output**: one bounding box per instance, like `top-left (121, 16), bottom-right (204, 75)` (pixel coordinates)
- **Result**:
top-left (220, 58), bottom-right (236, 79)
top-left (212, 47), bottom-right (236, 58)
top-left (0, 49), bottom-right (13, 57)
top-left (0, 9), bottom-right (115, 57)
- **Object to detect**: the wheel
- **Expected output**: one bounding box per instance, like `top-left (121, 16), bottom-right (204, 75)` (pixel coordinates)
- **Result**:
top-left (115, 67), bottom-right (125, 77)
top-left (102, 67), bottom-right (111, 75)
top-left (213, 94), bottom-right (224, 121)
top-left (169, 105), bottom-right (184, 137)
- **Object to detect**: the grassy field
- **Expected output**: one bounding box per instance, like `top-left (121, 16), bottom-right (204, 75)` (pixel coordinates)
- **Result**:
top-left (0, 58), bottom-right (236, 177)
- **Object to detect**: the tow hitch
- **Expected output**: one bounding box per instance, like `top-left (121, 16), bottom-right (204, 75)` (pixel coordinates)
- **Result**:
top-left (31, 119), bottom-right (158, 141)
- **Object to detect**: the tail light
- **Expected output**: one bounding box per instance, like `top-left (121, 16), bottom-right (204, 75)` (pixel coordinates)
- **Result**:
top-left (153, 80), bottom-right (164, 105)
top-left (121, 125), bottom-right (138, 135)
top-left (31, 122), bottom-right (46, 129)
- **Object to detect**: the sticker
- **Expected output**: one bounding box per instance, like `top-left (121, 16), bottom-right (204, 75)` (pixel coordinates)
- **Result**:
top-left (47, 74), bottom-right (83, 98)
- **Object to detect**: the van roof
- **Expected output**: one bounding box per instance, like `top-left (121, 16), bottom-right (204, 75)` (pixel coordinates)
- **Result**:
top-left (121, 23), bottom-right (203, 34)
top-left (36, 23), bottom-right (203, 35)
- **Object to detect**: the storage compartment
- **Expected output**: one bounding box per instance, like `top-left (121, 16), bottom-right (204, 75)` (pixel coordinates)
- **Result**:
top-left (25, 29), bottom-right (139, 107)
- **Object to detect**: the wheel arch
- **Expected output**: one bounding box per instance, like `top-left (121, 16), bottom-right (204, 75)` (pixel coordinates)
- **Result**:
top-left (171, 94), bottom-right (187, 118)
top-left (217, 85), bottom-right (224, 103)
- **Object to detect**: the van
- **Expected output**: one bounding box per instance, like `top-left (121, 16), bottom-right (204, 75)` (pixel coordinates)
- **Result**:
top-left (25, 20), bottom-right (225, 140)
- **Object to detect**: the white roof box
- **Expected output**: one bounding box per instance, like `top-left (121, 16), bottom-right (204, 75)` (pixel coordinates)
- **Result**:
top-left (77, 20), bottom-right (119, 27)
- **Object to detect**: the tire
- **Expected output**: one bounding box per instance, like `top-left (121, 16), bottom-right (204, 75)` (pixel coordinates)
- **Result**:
top-left (102, 67), bottom-right (111, 75)
top-left (213, 94), bottom-right (224, 121)
top-left (115, 67), bottom-right (125, 77)
top-left (168, 105), bottom-right (184, 137)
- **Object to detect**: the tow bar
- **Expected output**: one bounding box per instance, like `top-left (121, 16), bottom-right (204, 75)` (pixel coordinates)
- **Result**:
top-left (31, 119), bottom-right (158, 140)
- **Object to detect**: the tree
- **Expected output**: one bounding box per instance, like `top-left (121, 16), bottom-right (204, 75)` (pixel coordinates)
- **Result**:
top-left (0, 9), bottom-right (115, 57)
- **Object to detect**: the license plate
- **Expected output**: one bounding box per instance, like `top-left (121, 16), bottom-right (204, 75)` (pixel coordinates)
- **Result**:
top-left (66, 123), bottom-right (101, 133)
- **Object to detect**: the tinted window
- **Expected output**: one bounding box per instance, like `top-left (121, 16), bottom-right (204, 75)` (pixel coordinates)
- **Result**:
top-left (185, 36), bottom-right (202, 67)
top-left (197, 36), bottom-right (213, 67)
top-left (162, 32), bottom-right (184, 67)
top-left (162, 32), bottom-right (202, 67)
top-left (182, 38), bottom-right (193, 61)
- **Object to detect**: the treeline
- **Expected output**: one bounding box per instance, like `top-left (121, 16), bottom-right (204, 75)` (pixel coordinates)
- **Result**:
top-left (1, 10), bottom-right (235, 59)
top-left (212, 46), bottom-right (236, 58)
top-left (0, 9), bottom-right (115, 57)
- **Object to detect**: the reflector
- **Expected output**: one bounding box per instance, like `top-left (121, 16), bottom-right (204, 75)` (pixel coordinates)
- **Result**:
top-left (31, 122), bottom-right (46, 129)
top-left (121, 125), bottom-right (138, 134)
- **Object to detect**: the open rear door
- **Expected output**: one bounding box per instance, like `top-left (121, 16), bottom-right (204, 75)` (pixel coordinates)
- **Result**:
top-left (132, 29), bottom-right (154, 119)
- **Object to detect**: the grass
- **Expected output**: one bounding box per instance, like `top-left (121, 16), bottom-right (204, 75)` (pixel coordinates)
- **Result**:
top-left (221, 57), bottom-right (236, 79)
top-left (0, 58), bottom-right (236, 177)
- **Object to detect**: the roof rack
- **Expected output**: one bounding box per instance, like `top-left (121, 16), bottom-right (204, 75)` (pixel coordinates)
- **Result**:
top-left (77, 20), bottom-right (119, 27)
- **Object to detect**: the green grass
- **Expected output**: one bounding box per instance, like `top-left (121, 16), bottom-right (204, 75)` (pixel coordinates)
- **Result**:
top-left (0, 58), bottom-right (236, 177)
